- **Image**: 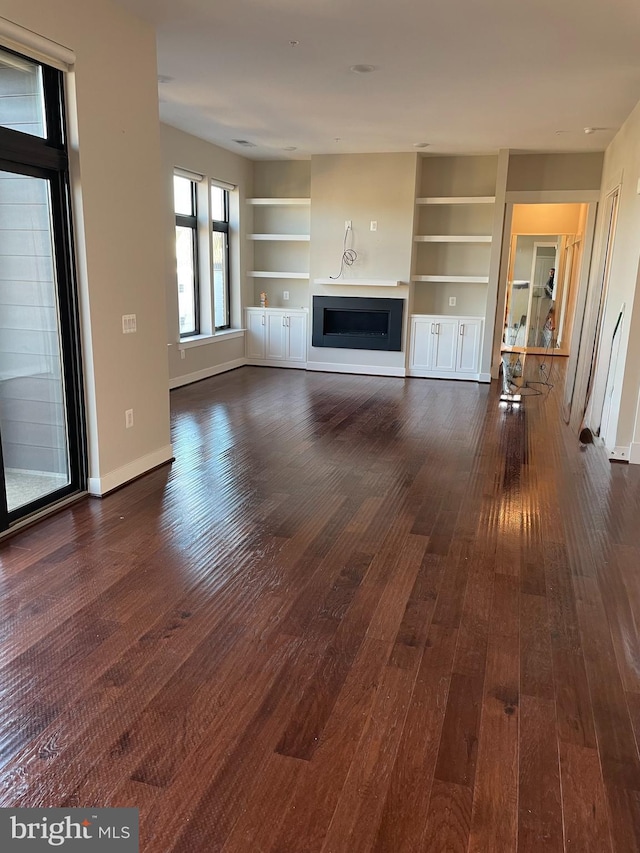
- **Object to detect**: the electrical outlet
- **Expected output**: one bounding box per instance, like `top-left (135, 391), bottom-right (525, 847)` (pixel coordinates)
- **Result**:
top-left (370, 220), bottom-right (377, 231)
top-left (449, 296), bottom-right (457, 307)
top-left (283, 290), bottom-right (290, 301)
top-left (345, 220), bottom-right (352, 230)
top-left (125, 409), bottom-right (134, 429)
top-left (122, 314), bottom-right (137, 334)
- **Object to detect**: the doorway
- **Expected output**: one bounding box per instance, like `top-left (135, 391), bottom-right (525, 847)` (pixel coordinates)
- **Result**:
top-left (501, 203), bottom-right (590, 358)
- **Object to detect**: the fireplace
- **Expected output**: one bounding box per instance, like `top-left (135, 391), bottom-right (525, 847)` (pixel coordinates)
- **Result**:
top-left (312, 296), bottom-right (404, 351)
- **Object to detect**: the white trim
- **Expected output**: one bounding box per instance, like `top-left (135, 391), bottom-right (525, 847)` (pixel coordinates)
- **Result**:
top-left (414, 235), bottom-right (492, 243)
top-left (248, 271), bottom-right (310, 279)
top-left (408, 369), bottom-right (487, 382)
top-left (0, 16), bottom-right (75, 68)
top-left (314, 278), bottom-right (403, 287)
top-left (306, 362), bottom-right (406, 377)
top-left (412, 275), bottom-right (488, 283)
top-left (416, 196), bottom-right (495, 205)
top-left (169, 356), bottom-right (246, 389)
top-left (248, 234), bottom-right (310, 241)
top-left (505, 190), bottom-right (600, 204)
top-left (629, 443), bottom-right (640, 465)
top-left (178, 329), bottom-right (245, 349)
top-left (88, 445), bottom-right (174, 497)
top-left (610, 445), bottom-right (632, 462)
top-left (246, 198), bottom-right (310, 206)
top-left (245, 359), bottom-right (307, 370)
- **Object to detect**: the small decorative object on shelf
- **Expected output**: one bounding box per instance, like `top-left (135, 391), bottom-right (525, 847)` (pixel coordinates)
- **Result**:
top-left (260, 291), bottom-right (269, 308)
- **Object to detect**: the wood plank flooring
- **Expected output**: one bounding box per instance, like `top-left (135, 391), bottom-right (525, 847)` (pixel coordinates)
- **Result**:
top-left (1, 362), bottom-right (640, 850)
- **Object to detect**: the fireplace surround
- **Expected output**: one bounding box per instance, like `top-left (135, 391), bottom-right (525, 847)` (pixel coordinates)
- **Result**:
top-left (312, 296), bottom-right (404, 351)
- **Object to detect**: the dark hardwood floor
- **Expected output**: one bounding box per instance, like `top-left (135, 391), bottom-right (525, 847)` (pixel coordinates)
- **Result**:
top-left (1, 362), bottom-right (640, 851)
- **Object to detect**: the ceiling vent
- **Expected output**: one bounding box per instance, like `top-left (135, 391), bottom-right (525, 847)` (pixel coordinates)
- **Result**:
top-left (233, 139), bottom-right (257, 147)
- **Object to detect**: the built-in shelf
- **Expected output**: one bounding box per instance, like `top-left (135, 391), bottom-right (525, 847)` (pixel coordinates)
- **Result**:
top-left (248, 271), bottom-right (310, 279)
top-left (248, 233), bottom-right (310, 241)
top-left (414, 235), bottom-right (492, 243)
top-left (246, 198), bottom-right (310, 206)
top-left (416, 196), bottom-right (496, 205)
top-left (412, 275), bottom-right (489, 283)
top-left (314, 278), bottom-right (403, 287)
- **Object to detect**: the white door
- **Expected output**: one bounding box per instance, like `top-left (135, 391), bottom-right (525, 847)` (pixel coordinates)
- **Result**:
top-left (266, 312), bottom-right (288, 360)
top-left (287, 313), bottom-right (307, 362)
top-left (430, 319), bottom-right (458, 371)
top-left (246, 310), bottom-right (266, 359)
top-left (409, 318), bottom-right (433, 371)
top-left (456, 319), bottom-right (482, 374)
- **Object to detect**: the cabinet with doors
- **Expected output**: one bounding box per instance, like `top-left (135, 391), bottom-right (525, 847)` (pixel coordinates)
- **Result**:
top-left (409, 315), bottom-right (483, 379)
top-left (245, 308), bottom-right (308, 367)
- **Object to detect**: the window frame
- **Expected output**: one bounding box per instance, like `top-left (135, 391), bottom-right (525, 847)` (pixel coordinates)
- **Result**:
top-left (174, 175), bottom-right (200, 338)
top-left (211, 183), bottom-right (230, 331)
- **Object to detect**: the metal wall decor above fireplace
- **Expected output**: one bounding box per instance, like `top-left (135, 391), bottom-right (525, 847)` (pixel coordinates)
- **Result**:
top-left (312, 296), bottom-right (404, 351)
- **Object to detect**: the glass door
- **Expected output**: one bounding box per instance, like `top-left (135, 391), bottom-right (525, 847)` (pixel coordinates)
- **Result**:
top-left (0, 171), bottom-right (71, 515)
top-left (0, 46), bottom-right (85, 530)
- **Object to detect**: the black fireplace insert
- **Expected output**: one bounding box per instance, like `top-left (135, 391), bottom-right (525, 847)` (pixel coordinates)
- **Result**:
top-left (312, 296), bottom-right (404, 351)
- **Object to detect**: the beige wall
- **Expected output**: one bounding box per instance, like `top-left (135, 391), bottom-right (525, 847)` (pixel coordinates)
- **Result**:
top-left (511, 203), bottom-right (584, 234)
top-left (582, 97), bottom-right (640, 457)
top-left (1, 0), bottom-right (171, 493)
top-left (507, 153), bottom-right (604, 191)
top-left (160, 124), bottom-right (253, 386)
top-left (308, 153), bottom-right (417, 371)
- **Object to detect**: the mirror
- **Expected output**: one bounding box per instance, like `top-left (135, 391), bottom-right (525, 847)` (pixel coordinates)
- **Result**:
top-left (503, 237), bottom-right (558, 349)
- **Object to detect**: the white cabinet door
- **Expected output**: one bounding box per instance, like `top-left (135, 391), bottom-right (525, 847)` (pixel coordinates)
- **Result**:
top-left (287, 313), bottom-right (307, 362)
top-left (456, 319), bottom-right (482, 374)
top-left (430, 319), bottom-right (458, 371)
top-left (410, 317), bottom-right (433, 371)
top-left (266, 312), bottom-right (288, 360)
top-left (246, 309), bottom-right (266, 359)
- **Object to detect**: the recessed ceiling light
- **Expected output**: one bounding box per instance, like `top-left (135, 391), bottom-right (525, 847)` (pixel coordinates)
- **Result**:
top-left (233, 139), bottom-right (257, 147)
top-left (283, 146), bottom-right (297, 151)
top-left (349, 64), bottom-right (376, 74)
top-left (157, 74), bottom-right (174, 84)
top-left (413, 142), bottom-right (429, 149)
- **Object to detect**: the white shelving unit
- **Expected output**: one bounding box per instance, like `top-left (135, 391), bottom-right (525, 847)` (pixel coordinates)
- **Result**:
top-left (246, 197), bottom-right (311, 287)
top-left (410, 156), bottom-right (499, 380)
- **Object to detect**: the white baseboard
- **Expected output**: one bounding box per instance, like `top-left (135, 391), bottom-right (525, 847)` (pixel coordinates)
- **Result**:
top-left (628, 443), bottom-right (640, 464)
top-left (169, 358), bottom-right (246, 389)
top-left (408, 369), bottom-right (488, 383)
top-left (88, 443), bottom-right (174, 496)
top-left (306, 362), bottom-right (406, 377)
top-left (245, 359), bottom-right (307, 370)
top-left (478, 372), bottom-right (492, 383)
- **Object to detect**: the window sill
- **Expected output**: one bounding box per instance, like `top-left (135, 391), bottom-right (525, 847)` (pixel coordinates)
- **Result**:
top-left (178, 329), bottom-right (245, 350)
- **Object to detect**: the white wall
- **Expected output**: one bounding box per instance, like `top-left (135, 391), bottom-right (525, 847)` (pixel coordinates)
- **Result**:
top-left (1, 0), bottom-right (173, 494)
top-left (160, 124), bottom-right (253, 387)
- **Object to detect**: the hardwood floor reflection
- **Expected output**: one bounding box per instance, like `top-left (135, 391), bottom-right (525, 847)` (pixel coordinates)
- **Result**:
top-left (1, 363), bottom-right (639, 851)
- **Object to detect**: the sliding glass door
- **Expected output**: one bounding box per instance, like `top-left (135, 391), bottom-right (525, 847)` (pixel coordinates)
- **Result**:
top-left (0, 46), bottom-right (85, 529)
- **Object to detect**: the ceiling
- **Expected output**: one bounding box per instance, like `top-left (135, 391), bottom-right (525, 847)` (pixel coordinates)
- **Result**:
top-left (114, 0), bottom-right (640, 160)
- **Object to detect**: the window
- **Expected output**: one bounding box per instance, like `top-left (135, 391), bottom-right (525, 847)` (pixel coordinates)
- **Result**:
top-left (174, 174), bottom-right (199, 336)
top-left (211, 183), bottom-right (230, 330)
top-left (0, 45), bottom-right (85, 526)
